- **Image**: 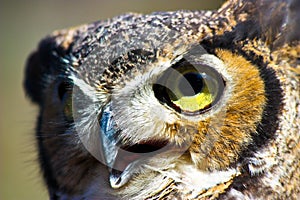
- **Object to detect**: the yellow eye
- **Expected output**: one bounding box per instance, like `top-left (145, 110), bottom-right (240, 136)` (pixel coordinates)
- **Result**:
top-left (58, 81), bottom-right (74, 122)
top-left (153, 59), bottom-right (225, 115)
top-left (63, 92), bottom-right (73, 122)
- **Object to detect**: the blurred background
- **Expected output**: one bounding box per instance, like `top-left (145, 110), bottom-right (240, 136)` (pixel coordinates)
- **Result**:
top-left (0, 0), bottom-right (222, 199)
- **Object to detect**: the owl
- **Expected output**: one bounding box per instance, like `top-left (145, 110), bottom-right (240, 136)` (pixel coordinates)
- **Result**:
top-left (24, 0), bottom-right (299, 199)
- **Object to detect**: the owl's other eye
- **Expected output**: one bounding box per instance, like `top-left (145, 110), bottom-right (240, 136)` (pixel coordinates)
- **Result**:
top-left (58, 81), bottom-right (74, 122)
top-left (153, 59), bottom-right (225, 115)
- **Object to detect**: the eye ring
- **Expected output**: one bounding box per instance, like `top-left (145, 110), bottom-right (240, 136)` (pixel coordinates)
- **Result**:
top-left (153, 59), bottom-right (225, 115)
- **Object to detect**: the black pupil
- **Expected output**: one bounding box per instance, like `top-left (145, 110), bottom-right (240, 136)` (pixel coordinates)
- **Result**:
top-left (178, 72), bottom-right (203, 96)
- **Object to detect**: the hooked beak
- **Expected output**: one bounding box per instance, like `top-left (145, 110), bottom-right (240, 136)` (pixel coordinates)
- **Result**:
top-left (99, 104), bottom-right (168, 189)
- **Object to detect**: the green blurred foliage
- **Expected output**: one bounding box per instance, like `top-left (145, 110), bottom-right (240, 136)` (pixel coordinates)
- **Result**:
top-left (0, 0), bottom-right (222, 199)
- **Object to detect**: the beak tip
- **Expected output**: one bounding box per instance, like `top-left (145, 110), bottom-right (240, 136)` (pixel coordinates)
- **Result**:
top-left (109, 169), bottom-right (131, 189)
top-left (109, 177), bottom-right (122, 189)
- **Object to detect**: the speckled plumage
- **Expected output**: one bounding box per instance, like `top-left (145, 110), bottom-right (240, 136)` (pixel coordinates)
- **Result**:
top-left (24, 0), bottom-right (299, 199)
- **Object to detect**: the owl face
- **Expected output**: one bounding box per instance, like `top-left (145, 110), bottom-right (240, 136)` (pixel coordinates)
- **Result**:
top-left (24, 1), bottom-right (300, 199)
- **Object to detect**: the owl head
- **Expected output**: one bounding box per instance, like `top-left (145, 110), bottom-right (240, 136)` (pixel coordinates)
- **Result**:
top-left (24, 0), bottom-right (300, 199)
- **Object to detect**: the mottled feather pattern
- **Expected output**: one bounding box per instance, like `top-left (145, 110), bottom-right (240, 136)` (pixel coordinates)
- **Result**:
top-left (24, 0), bottom-right (299, 199)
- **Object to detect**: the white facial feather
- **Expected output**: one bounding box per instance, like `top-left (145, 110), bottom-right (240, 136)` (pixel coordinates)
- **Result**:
top-left (111, 59), bottom-right (180, 144)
